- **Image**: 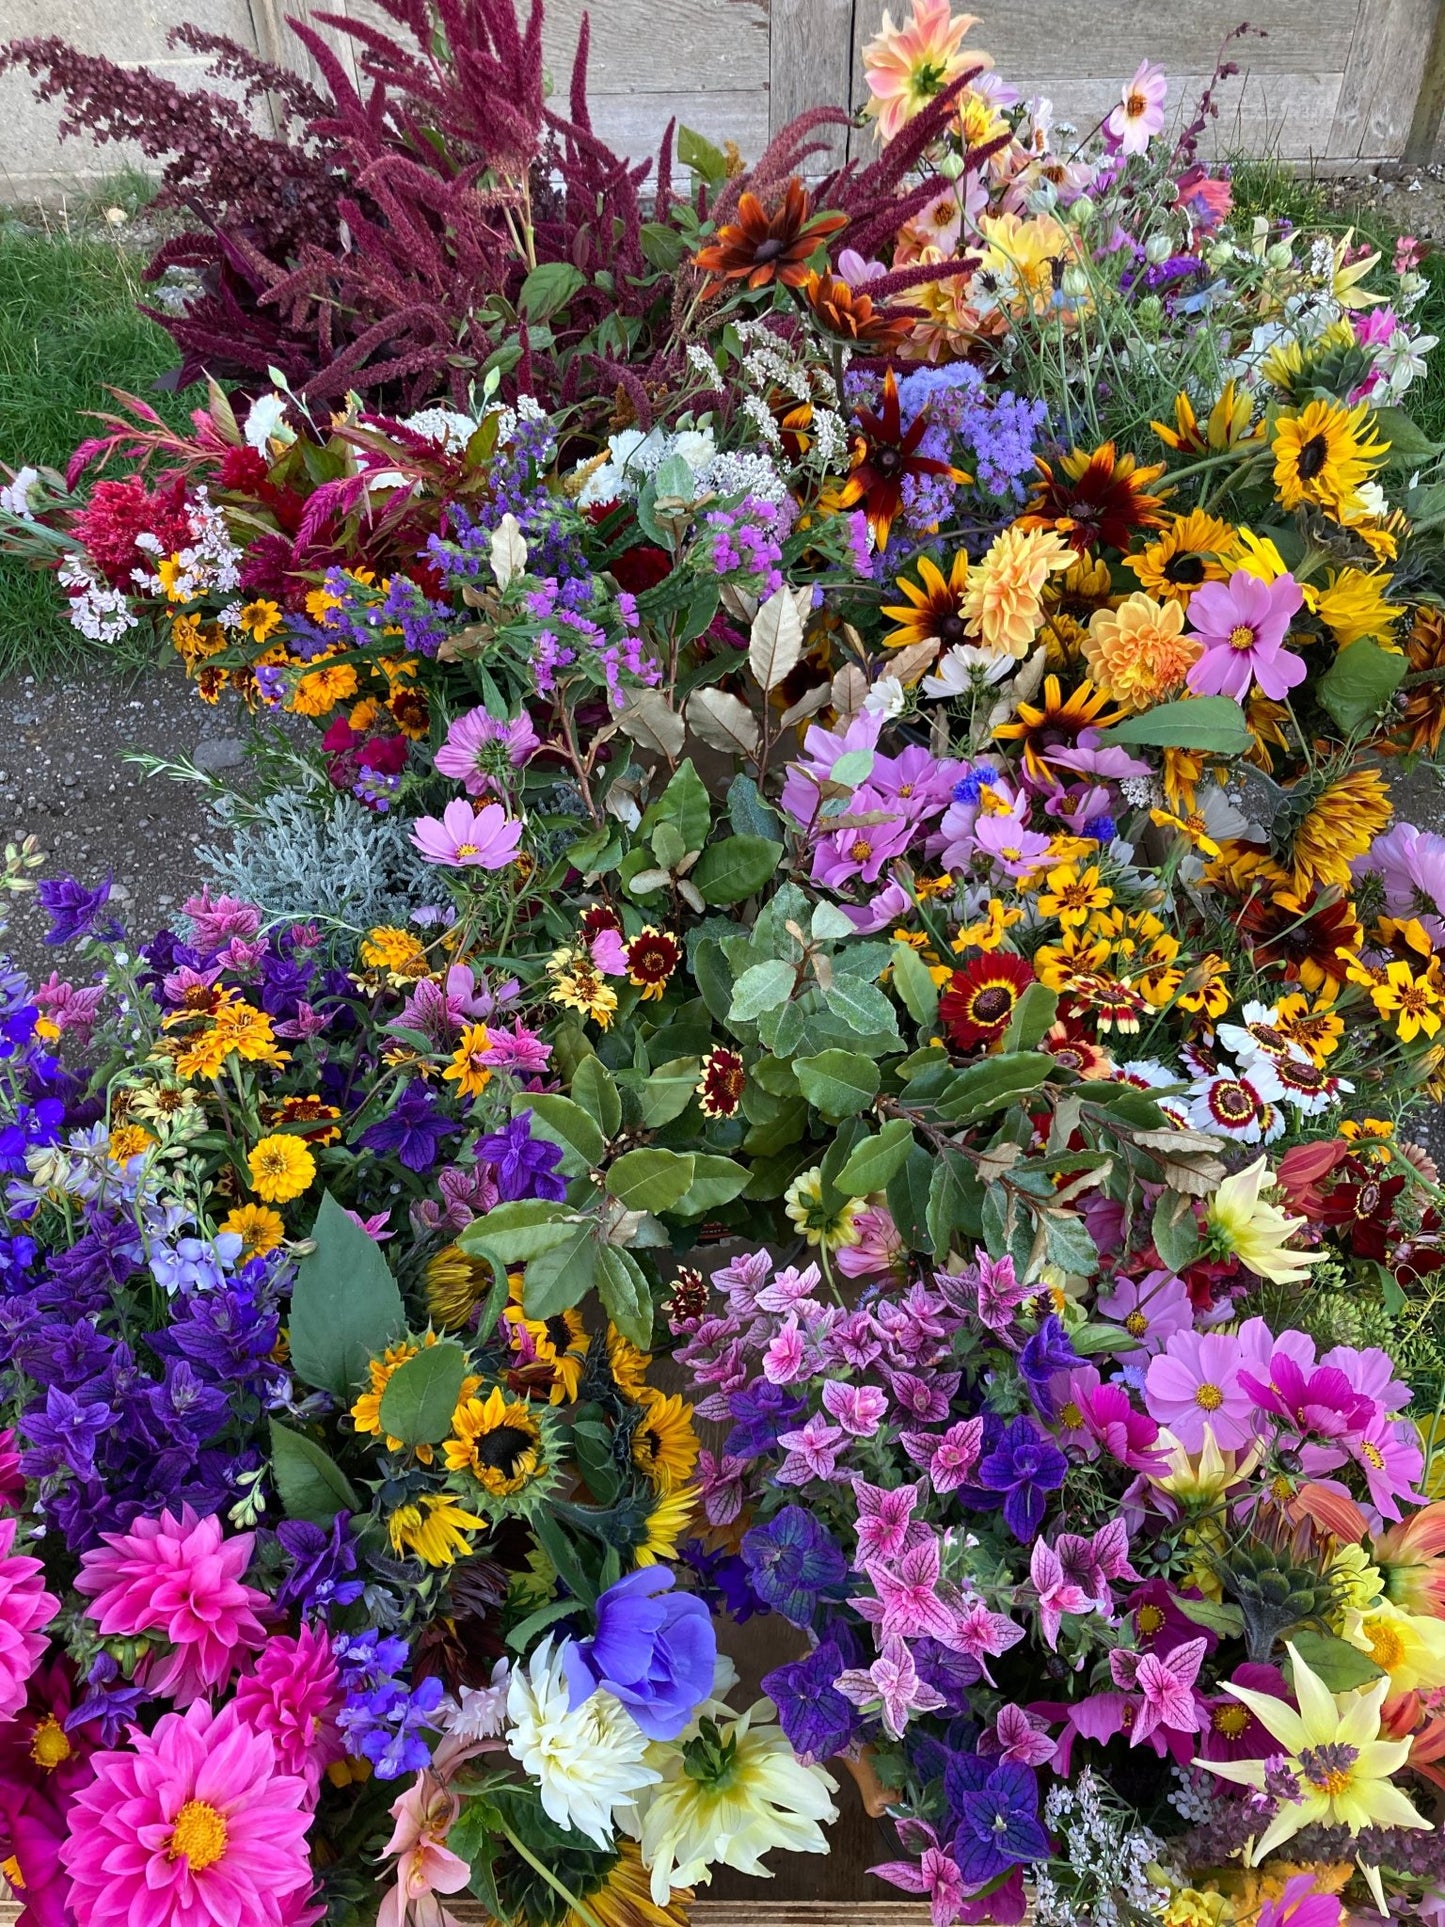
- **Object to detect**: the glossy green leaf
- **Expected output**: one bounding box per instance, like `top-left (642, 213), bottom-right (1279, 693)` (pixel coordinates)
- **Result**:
top-left (671, 1154), bottom-right (751, 1216)
top-left (378, 1341), bottom-right (469, 1448)
top-left (836, 1118), bottom-right (917, 1198)
top-left (1318, 637), bottom-right (1408, 736)
top-left (519, 261), bottom-right (585, 320)
top-left (1288, 1629), bottom-right (1384, 1692)
top-left (794, 1049), bottom-right (880, 1117)
top-left (729, 959), bottom-right (795, 1022)
top-left (890, 940), bottom-right (940, 1027)
top-left (692, 835), bottom-right (784, 905)
top-left (269, 1419), bottom-right (360, 1526)
top-left (457, 1200), bottom-right (574, 1264)
top-left (570, 1056), bottom-right (622, 1139)
top-left (605, 1147), bottom-right (697, 1213)
top-left (1097, 696), bottom-right (1251, 753)
top-left (516, 1092), bottom-right (608, 1170)
top-left (522, 1221), bottom-right (599, 1319)
top-left (596, 1245), bottom-right (653, 1348)
top-left (935, 1051), bottom-right (1053, 1125)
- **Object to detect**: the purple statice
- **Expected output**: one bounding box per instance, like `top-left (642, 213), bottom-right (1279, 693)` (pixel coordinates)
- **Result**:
top-left (763, 1639), bottom-right (864, 1763)
top-left (358, 1083), bottom-right (456, 1173)
top-left (476, 1111), bottom-right (567, 1203)
top-left (36, 873), bottom-right (116, 947)
top-left (274, 1514), bottom-right (366, 1616)
top-left (741, 1506), bottom-right (850, 1626)
top-left (706, 496), bottom-right (786, 598)
top-left (66, 1653), bottom-right (149, 1745)
top-left (943, 1755), bottom-right (1051, 1882)
top-left (968, 1415), bottom-right (1069, 1542)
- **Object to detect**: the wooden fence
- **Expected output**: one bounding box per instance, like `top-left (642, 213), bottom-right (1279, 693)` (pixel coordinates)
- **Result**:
top-left (1, 0), bottom-right (1444, 203)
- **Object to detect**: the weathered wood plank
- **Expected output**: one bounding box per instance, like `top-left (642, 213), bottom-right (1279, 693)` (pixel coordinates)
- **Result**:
top-left (546, 0), bottom-right (770, 96)
top-left (1331, 0), bottom-right (1436, 156)
top-left (771, 0), bottom-right (855, 165)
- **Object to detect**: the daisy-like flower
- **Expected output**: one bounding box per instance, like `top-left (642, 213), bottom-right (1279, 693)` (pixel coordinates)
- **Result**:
top-left (692, 182), bottom-right (847, 301)
top-left (632, 1388), bottom-right (701, 1493)
top-left (1127, 509), bottom-right (1234, 605)
top-left (1216, 1000), bottom-right (1312, 1068)
top-left (1369, 959), bottom-right (1445, 1042)
top-left (1313, 566), bottom-right (1405, 648)
top-left (1185, 568), bottom-right (1307, 702)
top-left (410, 798), bottom-right (524, 870)
top-left (443, 1386), bottom-right (549, 1506)
top-left (861, 0), bottom-right (986, 141)
top-left (1249, 1053), bottom-right (1351, 1117)
top-left (1084, 592), bottom-right (1202, 710)
top-left (697, 1048), bottom-right (746, 1118)
top-left (1288, 769), bottom-right (1392, 893)
top-left (800, 269), bottom-right (911, 353)
top-left (386, 1492), bottom-right (487, 1566)
top-left (1197, 1641), bottom-right (1430, 1855)
top-left (549, 946), bottom-right (619, 1029)
top-left (246, 1132), bottom-right (316, 1204)
top-left (635, 1698), bottom-right (838, 1902)
top-left (628, 927), bottom-right (682, 1002)
top-left (962, 524), bottom-right (1074, 657)
top-left (881, 552), bottom-right (971, 654)
top-left (0, 1515), bottom-right (60, 1719)
top-left (939, 951), bottom-right (1035, 1051)
top-left (442, 1021), bottom-right (493, 1100)
top-left (1272, 398), bottom-right (1389, 519)
top-left (1342, 1598), bottom-right (1445, 1696)
top-left (1021, 443), bottom-right (1167, 553)
top-left (844, 371), bottom-right (965, 549)
top-left (221, 1202), bottom-right (287, 1259)
top-left (1204, 1155), bottom-right (1320, 1285)
top-left (506, 1636), bottom-right (659, 1849)
top-left (1106, 60), bottom-right (1168, 154)
top-left (1145, 1331), bottom-right (1258, 1452)
top-left (920, 643), bottom-right (1015, 699)
top-left (992, 675), bottom-right (1124, 783)
top-left (433, 705), bottom-right (539, 795)
top-left (1186, 1071), bottom-right (1275, 1144)
top-left (783, 1168), bottom-right (864, 1250)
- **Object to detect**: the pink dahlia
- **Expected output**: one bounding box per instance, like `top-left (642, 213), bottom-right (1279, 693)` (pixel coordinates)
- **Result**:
top-left (0, 1427), bottom-right (22, 1510)
top-left (410, 798), bottom-right (524, 869)
top-left (61, 1699), bottom-right (314, 1927)
top-left (0, 1517), bottom-right (59, 1721)
top-left (231, 1624), bottom-right (344, 1797)
top-left (75, 1506), bottom-right (267, 1707)
top-left (1184, 569), bottom-right (1306, 702)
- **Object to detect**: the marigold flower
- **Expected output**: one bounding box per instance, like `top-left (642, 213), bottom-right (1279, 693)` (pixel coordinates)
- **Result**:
top-left (246, 1133), bottom-right (316, 1204)
top-left (107, 1122), bottom-right (154, 1164)
top-left (292, 660), bottom-right (359, 718)
top-left (360, 926), bottom-right (431, 978)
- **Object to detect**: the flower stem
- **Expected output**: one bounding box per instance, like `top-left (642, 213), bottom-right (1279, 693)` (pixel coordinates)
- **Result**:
top-left (499, 1822), bottom-right (609, 1927)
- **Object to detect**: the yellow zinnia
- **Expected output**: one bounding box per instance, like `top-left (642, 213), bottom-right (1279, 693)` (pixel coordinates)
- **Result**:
top-left (222, 1203), bottom-right (286, 1258)
top-left (246, 1133), bottom-right (316, 1204)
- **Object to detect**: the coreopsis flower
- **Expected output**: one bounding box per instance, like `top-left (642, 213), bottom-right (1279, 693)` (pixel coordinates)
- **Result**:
top-left (1106, 60), bottom-right (1168, 154)
top-left (1272, 398), bottom-right (1389, 518)
top-left (627, 927), bottom-right (682, 1001)
top-left (246, 1132), bottom-right (316, 1204)
top-left (939, 952), bottom-right (1036, 1051)
top-left (442, 1021), bottom-right (493, 1099)
top-left (693, 181), bottom-right (846, 301)
top-left (507, 1636), bottom-right (659, 1848)
top-left (548, 946), bottom-right (619, 1028)
top-left (1184, 568), bottom-right (1307, 702)
top-left (1198, 1641), bottom-right (1430, 1854)
top-left (1021, 443), bottom-right (1167, 554)
top-left (696, 1047), bottom-right (745, 1118)
top-left (1369, 959), bottom-right (1445, 1041)
top-left (861, 0), bottom-right (986, 141)
top-left (961, 524), bottom-right (1074, 657)
top-left (1204, 1156), bottom-right (1320, 1285)
top-left (1287, 769), bottom-right (1391, 893)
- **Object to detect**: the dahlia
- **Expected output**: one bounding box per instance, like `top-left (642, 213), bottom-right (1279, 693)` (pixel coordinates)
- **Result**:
top-left (962, 525), bottom-right (1074, 657)
top-left (1084, 592), bottom-right (1202, 710)
top-left (0, 1516), bottom-right (60, 1721)
top-left (231, 1624), bottom-right (344, 1796)
top-left (75, 1506), bottom-right (267, 1706)
top-left (61, 1699), bottom-right (314, 1927)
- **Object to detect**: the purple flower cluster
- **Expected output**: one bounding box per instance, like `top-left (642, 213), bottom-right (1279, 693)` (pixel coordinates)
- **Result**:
top-left (335, 1629), bottom-right (445, 1778)
top-left (706, 495), bottom-right (786, 598)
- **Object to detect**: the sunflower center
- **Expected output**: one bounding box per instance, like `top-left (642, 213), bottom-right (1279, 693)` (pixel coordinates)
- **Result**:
top-left (1166, 553), bottom-right (1206, 584)
top-left (168, 1799), bottom-right (228, 1872)
top-left (544, 1315), bottom-right (573, 1351)
top-left (1194, 1381), bottom-right (1225, 1410)
top-left (1298, 1741), bottom-right (1358, 1796)
top-left (1227, 623), bottom-right (1257, 652)
top-left (477, 1424), bottom-right (536, 1476)
top-left (28, 1716), bottom-right (71, 1770)
top-left (1295, 433), bottom-right (1330, 481)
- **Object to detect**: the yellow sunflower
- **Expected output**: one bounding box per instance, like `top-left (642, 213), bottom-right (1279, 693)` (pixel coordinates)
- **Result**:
top-left (1127, 509), bottom-right (1235, 606)
top-left (634, 1483), bottom-right (699, 1567)
top-left (504, 1283), bottom-right (590, 1403)
top-left (631, 1388), bottom-right (701, 1493)
top-left (1272, 398), bottom-right (1388, 519)
top-left (425, 1245), bottom-right (494, 1330)
top-left (387, 1492), bottom-right (486, 1566)
top-left (443, 1386), bottom-right (547, 1499)
top-left (1313, 568), bottom-right (1404, 650)
top-left (1287, 768), bottom-right (1392, 893)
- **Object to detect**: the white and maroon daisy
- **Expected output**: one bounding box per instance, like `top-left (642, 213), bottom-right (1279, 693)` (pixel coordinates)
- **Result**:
top-left (1216, 999), bottom-right (1313, 1069)
top-left (1180, 1037), bottom-right (1223, 1081)
top-left (1249, 1052), bottom-right (1353, 1118)
top-left (1186, 1071), bottom-right (1278, 1143)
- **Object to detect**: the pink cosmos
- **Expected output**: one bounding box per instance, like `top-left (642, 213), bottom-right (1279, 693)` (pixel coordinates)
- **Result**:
top-left (853, 1479), bottom-right (928, 1565)
top-left (811, 793), bottom-right (912, 889)
top-left (900, 1415), bottom-right (985, 1493)
top-left (841, 880), bottom-right (914, 934)
top-left (974, 803), bottom-right (1053, 878)
top-left (779, 711), bottom-right (883, 832)
top-left (777, 1413), bottom-right (847, 1484)
top-left (0, 1515), bottom-right (60, 1720)
top-left (1031, 1538), bottom-right (1093, 1649)
top-left (1144, 1330), bottom-right (1258, 1452)
top-left (75, 1505), bottom-right (267, 1707)
top-left (1078, 1380), bottom-right (1166, 1472)
top-left (1258, 1872), bottom-right (1344, 1927)
top-left (376, 1771), bottom-right (472, 1927)
top-left (1097, 1269), bottom-right (1193, 1354)
top-left (985, 1703), bottom-right (1058, 1768)
top-left (822, 1381), bottom-right (890, 1437)
top-left (1185, 570), bottom-right (1307, 702)
top-left (433, 706), bottom-right (539, 796)
top-left (1110, 1636), bottom-right (1207, 1745)
top-left (834, 1636), bottom-right (947, 1741)
top-left (1107, 60), bottom-right (1168, 155)
top-left (1322, 1341), bottom-right (1413, 1415)
top-left (873, 1822), bottom-right (968, 1927)
top-left (1238, 1354), bottom-right (1374, 1443)
top-left (857, 1534), bottom-right (958, 1645)
top-left (61, 1698), bottom-right (314, 1927)
top-left (1346, 1413), bottom-right (1425, 1523)
top-left (410, 798), bottom-right (524, 869)
top-left (230, 1623), bottom-right (344, 1797)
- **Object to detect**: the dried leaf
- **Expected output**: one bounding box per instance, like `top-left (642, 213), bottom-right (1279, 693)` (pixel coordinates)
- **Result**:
top-left (888, 637), bottom-right (941, 685)
top-left (685, 687), bottom-right (760, 757)
top-left (489, 513), bottom-right (528, 591)
top-left (720, 582), bottom-right (758, 624)
top-left (612, 689), bottom-right (685, 759)
top-left (749, 586), bottom-right (804, 691)
top-left (778, 682), bottom-right (833, 730)
top-left (831, 664), bottom-right (868, 721)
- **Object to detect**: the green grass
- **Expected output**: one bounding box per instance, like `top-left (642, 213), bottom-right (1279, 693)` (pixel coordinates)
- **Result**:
top-left (0, 213), bottom-right (197, 677)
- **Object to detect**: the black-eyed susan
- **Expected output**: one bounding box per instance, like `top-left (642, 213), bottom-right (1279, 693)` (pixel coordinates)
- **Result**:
top-left (1127, 509), bottom-right (1235, 606)
top-left (992, 676), bottom-right (1123, 784)
top-left (880, 552), bottom-right (971, 653)
top-left (443, 1385), bottom-right (554, 1510)
top-left (1286, 769), bottom-right (1392, 894)
top-left (1237, 888), bottom-right (1363, 1000)
top-left (1272, 398), bottom-right (1388, 519)
top-left (1151, 377), bottom-right (1257, 453)
top-left (1020, 442), bottom-right (1167, 553)
top-left (1386, 608), bottom-right (1445, 758)
top-left (841, 369), bottom-right (966, 549)
top-left (631, 1387), bottom-right (701, 1493)
top-left (1041, 552), bottom-right (1118, 667)
top-left (939, 950), bottom-right (1036, 1050)
top-left (387, 1491), bottom-right (487, 1566)
top-left (1275, 992), bottom-right (1345, 1065)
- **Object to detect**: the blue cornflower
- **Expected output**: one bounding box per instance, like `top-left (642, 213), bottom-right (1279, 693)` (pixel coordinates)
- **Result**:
top-left (740, 1506), bottom-right (849, 1627)
top-left (952, 765), bottom-right (997, 805)
top-left (1083, 813), bottom-right (1117, 843)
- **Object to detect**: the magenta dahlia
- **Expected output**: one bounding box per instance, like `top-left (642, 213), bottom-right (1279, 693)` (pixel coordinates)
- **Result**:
top-left (0, 1515), bottom-right (59, 1721)
top-left (61, 1699), bottom-right (315, 1927)
top-left (75, 1506), bottom-right (267, 1706)
top-left (231, 1624), bottom-right (343, 1796)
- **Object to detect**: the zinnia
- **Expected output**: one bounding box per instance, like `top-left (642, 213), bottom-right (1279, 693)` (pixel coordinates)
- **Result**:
top-left (75, 1506), bottom-right (267, 1706)
top-left (410, 798), bottom-right (524, 869)
top-left (0, 1516), bottom-right (59, 1720)
top-left (61, 1698), bottom-right (314, 1927)
top-left (231, 1623), bottom-right (344, 1796)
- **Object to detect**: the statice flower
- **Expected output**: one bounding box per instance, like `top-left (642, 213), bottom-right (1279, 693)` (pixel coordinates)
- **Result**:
top-left (706, 495), bottom-right (787, 596)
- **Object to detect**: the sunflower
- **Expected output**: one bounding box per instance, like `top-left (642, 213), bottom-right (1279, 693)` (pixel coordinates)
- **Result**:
top-left (387, 1492), bottom-right (486, 1567)
top-left (800, 269), bottom-right (910, 352)
top-left (1127, 509), bottom-right (1235, 606)
top-left (560, 1843), bottom-right (692, 1927)
top-left (635, 1483), bottom-right (699, 1567)
top-left (1272, 398), bottom-right (1388, 519)
top-left (504, 1284), bottom-right (590, 1403)
top-left (444, 1386), bottom-right (554, 1510)
top-left (1286, 768), bottom-right (1392, 893)
top-left (939, 951), bottom-right (1035, 1050)
top-left (1385, 607), bottom-right (1445, 757)
top-left (1041, 553), bottom-right (1118, 666)
top-left (607, 1327), bottom-right (653, 1399)
top-left (1235, 888), bottom-right (1363, 1000)
top-left (1151, 379), bottom-right (1257, 453)
top-left (992, 675), bottom-right (1124, 783)
top-left (426, 1244), bottom-right (493, 1329)
top-left (842, 369), bottom-right (966, 548)
top-left (1020, 442), bottom-right (1167, 553)
top-left (631, 1387), bottom-right (701, 1493)
top-left (696, 1047), bottom-right (746, 1119)
top-left (881, 551), bottom-right (971, 653)
top-left (1313, 567), bottom-right (1405, 649)
top-left (1161, 746), bottom-right (1209, 814)
top-left (693, 181), bottom-right (847, 301)
top-left (627, 927), bottom-right (681, 1001)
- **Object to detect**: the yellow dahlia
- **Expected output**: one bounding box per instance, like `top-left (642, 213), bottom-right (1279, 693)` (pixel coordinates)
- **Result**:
top-left (1083, 591), bottom-right (1202, 710)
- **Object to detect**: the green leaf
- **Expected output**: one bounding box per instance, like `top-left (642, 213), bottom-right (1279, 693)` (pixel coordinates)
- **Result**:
top-left (691, 938), bottom-right (734, 1024)
top-left (887, 1143), bottom-right (934, 1247)
top-left (1371, 404), bottom-right (1440, 468)
top-left (1043, 1211), bottom-right (1098, 1277)
top-left (825, 973), bottom-right (898, 1039)
top-left (627, 1056), bottom-right (701, 1128)
top-left (458, 1200), bottom-right (573, 1264)
top-left (269, 1419), bottom-right (360, 1525)
top-left (1003, 982), bottom-right (1059, 1053)
top-left (596, 1245), bottom-right (653, 1348)
top-left (926, 1148), bottom-right (984, 1258)
top-left (1174, 1593), bottom-right (1246, 1639)
top-left (934, 1051), bottom-right (1054, 1125)
top-left (794, 1049), bottom-right (881, 1117)
top-left (1096, 696), bottom-right (1252, 753)
top-left (606, 1147), bottom-right (697, 1212)
top-left (504, 1597), bottom-right (582, 1653)
top-left (519, 261), bottom-right (586, 321)
top-left (729, 959), bottom-right (796, 1022)
top-left (570, 1056), bottom-right (622, 1139)
top-left (289, 1192), bottom-right (404, 1397)
top-left (377, 1341), bottom-right (469, 1448)
top-left (1288, 1628), bottom-right (1384, 1692)
top-left (890, 940), bottom-right (940, 1027)
top-left (643, 759), bottom-right (710, 853)
top-left (1318, 637), bottom-right (1408, 736)
top-left (653, 453), bottom-right (695, 503)
top-left (517, 1092), bottom-right (608, 1171)
top-left (639, 222), bottom-right (686, 272)
top-left (671, 1154), bottom-right (751, 1216)
top-left (1152, 1191), bottom-right (1202, 1273)
top-left (522, 1221), bottom-right (599, 1319)
top-left (692, 836), bottom-right (784, 905)
top-left (830, 748), bottom-right (875, 787)
top-left (836, 1118), bottom-right (917, 1198)
top-left (727, 774), bottom-right (782, 841)
top-left (677, 124), bottom-right (728, 187)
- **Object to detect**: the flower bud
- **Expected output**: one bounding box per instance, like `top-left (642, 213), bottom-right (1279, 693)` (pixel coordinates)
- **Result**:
top-left (937, 147), bottom-right (966, 181)
top-left (1061, 263), bottom-right (1091, 299)
top-left (1266, 241), bottom-right (1293, 270)
top-left (1069, 194), bottom-right (1096, 226)
top-left (1145, 232), bottom-right (1173, 264)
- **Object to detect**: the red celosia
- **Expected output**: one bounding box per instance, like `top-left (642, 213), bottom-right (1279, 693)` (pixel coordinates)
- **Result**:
top-left (68, 475), bottom-right (193, 588)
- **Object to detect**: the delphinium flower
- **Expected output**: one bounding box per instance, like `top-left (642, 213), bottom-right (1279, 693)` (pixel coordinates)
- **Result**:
top-left (338, 1660), bottom-right (447, 1781)
top-left (505, 1635), bottom-right (658, 1847)
top-left (60, 1698), bottom-right (315, 1927)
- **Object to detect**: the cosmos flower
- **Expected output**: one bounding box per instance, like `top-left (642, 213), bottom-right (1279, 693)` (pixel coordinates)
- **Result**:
top-left (1185, 569), bottom-right (1306, 701)
top-left (1107, 60), bottom-right (1168, 153)
top-left (410, 798), bottom-right (524, 869)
